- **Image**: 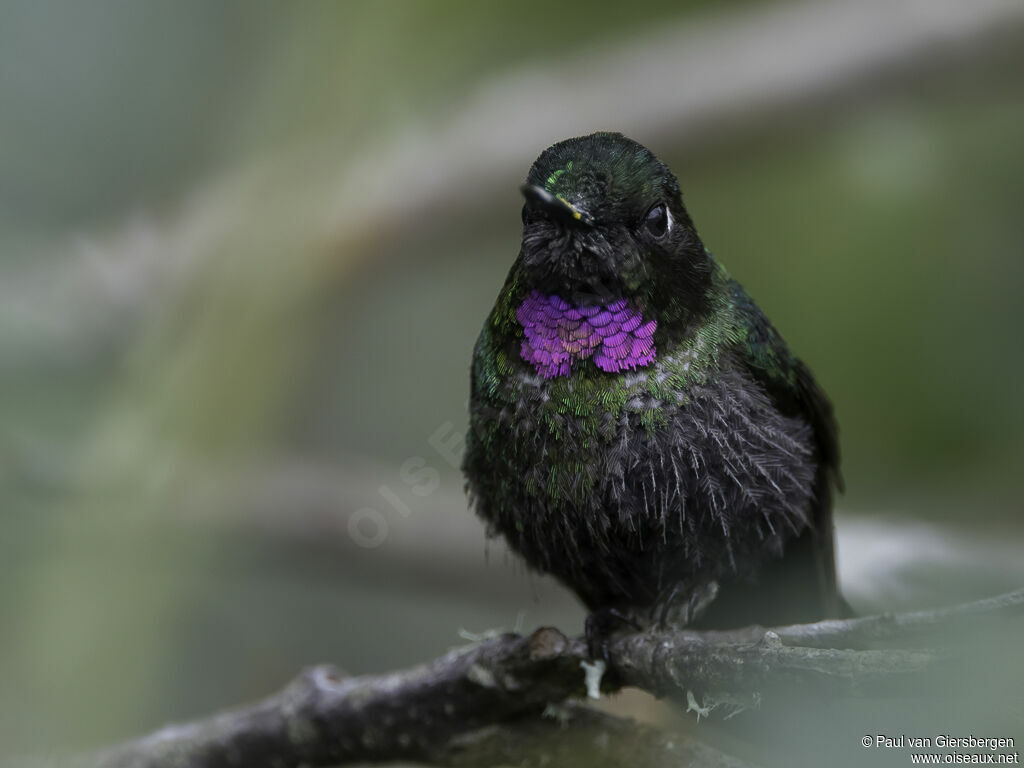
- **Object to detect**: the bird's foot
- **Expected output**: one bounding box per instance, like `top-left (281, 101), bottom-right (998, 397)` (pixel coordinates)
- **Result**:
top-left (655, 584), bottom-right (681, 630)
top-left (653, 580), bottom-right (720, 629)
top-left (584, 607), bottom-right (640, 662)
top-left (687, 581), bottom-right (720, 623)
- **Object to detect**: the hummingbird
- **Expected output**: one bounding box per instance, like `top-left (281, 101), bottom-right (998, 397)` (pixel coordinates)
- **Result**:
top-left (462, 132), bottom-right (844, 651)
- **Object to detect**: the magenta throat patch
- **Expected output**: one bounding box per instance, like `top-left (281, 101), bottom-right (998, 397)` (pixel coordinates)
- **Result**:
top-left (516, 291), bottom-right (657, 379)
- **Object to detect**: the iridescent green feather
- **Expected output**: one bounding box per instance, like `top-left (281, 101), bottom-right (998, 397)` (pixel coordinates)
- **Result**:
top-left (470, 255), bottom-right (807, 507)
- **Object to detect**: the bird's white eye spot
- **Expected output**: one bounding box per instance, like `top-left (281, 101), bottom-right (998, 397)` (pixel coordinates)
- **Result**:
top-left (644, 203), bottom-right (670, 238)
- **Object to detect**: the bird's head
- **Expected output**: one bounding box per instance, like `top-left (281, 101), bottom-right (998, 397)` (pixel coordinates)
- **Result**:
top-left (518, 132), bottom-right (709, 308)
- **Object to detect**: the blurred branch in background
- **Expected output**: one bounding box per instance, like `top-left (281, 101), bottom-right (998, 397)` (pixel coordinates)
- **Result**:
top-left (2, 0), bottom-right (1023, 764)
top-left (94, 588), bottom-right (1024, 768)
top-left (5, 0), bottom-right (1024, 397)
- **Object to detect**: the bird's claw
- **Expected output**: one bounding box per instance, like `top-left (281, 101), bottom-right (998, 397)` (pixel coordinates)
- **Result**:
top-left (584, 607), bottom-right (640, 662)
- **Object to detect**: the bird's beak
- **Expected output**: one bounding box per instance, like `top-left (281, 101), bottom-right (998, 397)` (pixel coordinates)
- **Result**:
top-left (520, 184), bottom-right (592, 226)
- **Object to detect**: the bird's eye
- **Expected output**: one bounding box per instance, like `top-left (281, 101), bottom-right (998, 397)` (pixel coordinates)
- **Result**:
top-left (644, 203), bottom-right (669, 238)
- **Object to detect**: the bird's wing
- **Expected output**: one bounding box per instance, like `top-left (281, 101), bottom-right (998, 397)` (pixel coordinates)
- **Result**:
top-left (722, 280), bottom-right (845, 620)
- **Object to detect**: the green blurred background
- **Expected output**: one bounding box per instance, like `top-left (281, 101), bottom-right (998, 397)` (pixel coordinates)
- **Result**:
top-left (2, 1), bottom-right (1023, 765)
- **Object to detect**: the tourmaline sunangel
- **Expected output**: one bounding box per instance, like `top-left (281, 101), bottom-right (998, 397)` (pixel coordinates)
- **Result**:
top-left (463, 133), bottom-right (845, 648)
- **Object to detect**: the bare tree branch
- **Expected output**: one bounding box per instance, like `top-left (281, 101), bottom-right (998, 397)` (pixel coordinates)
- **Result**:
top-left (694, 586), bottom-right (1024, 649)
top-left (93, 588), bottom-right (1024, 768)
